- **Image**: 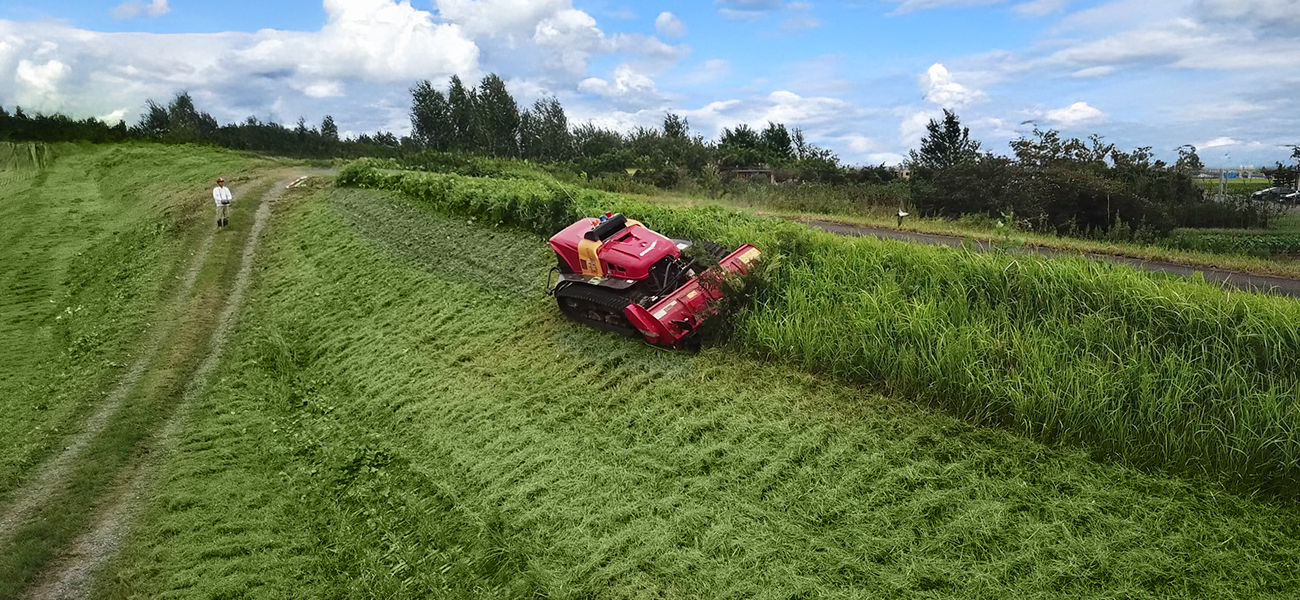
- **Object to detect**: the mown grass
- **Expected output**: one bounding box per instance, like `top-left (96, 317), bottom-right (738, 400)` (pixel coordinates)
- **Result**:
top-left (339, 163), bottom-right (1300, 494)
top-left (99, 185), bottom-right (1300, 599)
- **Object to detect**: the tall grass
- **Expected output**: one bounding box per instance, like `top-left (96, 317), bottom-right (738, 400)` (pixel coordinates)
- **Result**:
top-left (338, 161), bottom-right (1300, 494)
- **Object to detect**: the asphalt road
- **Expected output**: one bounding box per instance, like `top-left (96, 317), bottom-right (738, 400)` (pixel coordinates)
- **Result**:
top-left (800, 219), bottom-right (1300, 299)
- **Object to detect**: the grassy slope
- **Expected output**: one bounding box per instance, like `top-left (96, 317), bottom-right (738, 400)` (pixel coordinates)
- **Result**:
top-left (0, 143), bottom-right (256, 497)
top-left (99, 186), bottom-right (1300, 599)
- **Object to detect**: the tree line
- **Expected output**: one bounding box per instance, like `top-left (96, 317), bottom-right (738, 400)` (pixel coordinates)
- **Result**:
top-left (0, 93), bottom-right (410, 159)
top-left (407, 73), bottom-right (893, 187)
top-left (904, 110), bottom-right (1291, 235)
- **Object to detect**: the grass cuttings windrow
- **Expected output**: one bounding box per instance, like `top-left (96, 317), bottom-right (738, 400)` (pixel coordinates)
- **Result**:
top-left (100, 186), bottom-right (1300, 599)
top-left (339, 162), bottom-right (1300, 495)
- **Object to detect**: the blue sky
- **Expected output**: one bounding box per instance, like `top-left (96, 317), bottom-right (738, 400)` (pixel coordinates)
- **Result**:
top-left (1, 0), bottom-right (1296, 167)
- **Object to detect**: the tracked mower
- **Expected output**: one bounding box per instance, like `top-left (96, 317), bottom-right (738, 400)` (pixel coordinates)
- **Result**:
top-left (545, 213), bottom-right (761, 348)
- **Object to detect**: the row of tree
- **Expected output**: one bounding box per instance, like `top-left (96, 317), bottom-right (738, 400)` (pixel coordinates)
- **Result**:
top-left (0, 93), bottom-right (409, 159)
top-left (407, 74), bottom-right (875, 186)
top-left (905, 110), bottom-right (1287, 234)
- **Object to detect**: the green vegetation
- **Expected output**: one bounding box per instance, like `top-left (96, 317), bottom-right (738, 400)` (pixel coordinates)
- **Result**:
top-left (0, 143), bottom-right (271, 596)
top-left (1195, 177), bottom-right (1273, 196)
top-left (340, 161), bottom-right (1300, 494)
top-left (1163, 229), bottom-right (1300, 258)
top-left (0, 143), bottom-right (253, 495)
top-left (98, 185), bottom-right (1300, 599)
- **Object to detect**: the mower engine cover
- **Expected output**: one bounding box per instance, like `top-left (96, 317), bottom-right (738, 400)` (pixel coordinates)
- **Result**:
top-left (549, 214), bottom-right (684, 284)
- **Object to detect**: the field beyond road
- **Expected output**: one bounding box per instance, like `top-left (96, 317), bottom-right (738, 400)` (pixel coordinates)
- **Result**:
top-left (2, 145), bottom-right (1299, 598)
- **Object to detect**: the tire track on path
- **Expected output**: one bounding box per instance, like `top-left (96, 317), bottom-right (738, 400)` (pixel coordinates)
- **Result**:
top-left (0, 178), bottom-right (257, 547)
top-left (24, 175), bottom-right (290, 600)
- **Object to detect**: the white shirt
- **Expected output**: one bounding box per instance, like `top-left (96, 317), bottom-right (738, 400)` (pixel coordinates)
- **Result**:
top-left (213, 185), bottom-right (233, 205)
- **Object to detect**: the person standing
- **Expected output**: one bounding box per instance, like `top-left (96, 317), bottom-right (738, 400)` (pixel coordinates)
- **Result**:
top-left (213, 177), bottom-right (233, 227)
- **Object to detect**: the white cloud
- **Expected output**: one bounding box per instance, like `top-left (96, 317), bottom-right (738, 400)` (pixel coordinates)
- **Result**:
top-left (436, 0), bottom-right (687, 82)
top-left (886, 0), bottom-right (1007, 16)
top-left (845, 135), bottom-right (879, 153)
top-left (672, 90), bottom-right (870, 147)
top-left (921, 63), bottom-right (986, 107)
top-left (1070, 65), bottom-right (1114, 78)
top-left (718, 0), bottom-right (786, 20)
top-left (1043, 101), bottom-right (1106, 127)
top-left (866, 152), bottom-right (907, 166)
top-left (578, 63), bottom-right (663, 108)
top-left (0, 3), bottom-right (481, 133)
top-left (300, 81), bottom-right (345, 98)
top-left (1195, 0), bottom-right (1300, 30)
top-left (1012, 0), bottom-right (1069, 16)
top-left (655, 12), bottom-right (687, 37)
top-left (1199, 136), bottom-right (1238, 149)
top-left (112, 0), bottom-right (171, 19)
top-left (781, 15), bottom-right (823, 32)
top-left (681, 59), bottom-right (731, 85)
top-left (900, 110), bottom-right (942, 147)
top-left (14, 59), bottom-right (71, 111)
top-left (96, 108), bottom-right (129, 124)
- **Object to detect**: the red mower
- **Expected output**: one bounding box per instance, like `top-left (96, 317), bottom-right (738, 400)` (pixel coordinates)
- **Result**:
top-left (545, 213), bottom-right (761, 348)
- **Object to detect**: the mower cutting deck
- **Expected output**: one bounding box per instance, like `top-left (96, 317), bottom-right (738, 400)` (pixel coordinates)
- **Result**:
top-left (545, 213), bottom-right (761, 348)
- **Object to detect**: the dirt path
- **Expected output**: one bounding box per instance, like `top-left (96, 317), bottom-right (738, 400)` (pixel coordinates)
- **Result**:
top-left (20, 176), bottom-right (291, 600)
top-left (0, 187), bottom-right (234, 547)
top-left (801, 219), bottom-right (1300, 298)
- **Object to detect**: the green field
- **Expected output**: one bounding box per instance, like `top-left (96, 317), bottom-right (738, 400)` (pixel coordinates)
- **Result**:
top-left (99, 185), bottom-right (1300, 599)
top-left (2, 146), bottom-right (1299, 598)
top-left (1195, 177), bottom-right (1274, 195)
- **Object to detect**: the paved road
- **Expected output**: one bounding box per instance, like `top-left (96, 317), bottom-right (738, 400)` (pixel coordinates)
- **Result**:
top-left (801, 219), bottom-right (1300, 299)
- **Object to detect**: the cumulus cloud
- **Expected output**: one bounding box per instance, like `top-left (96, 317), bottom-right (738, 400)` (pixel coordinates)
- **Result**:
top-left (921, 63), bottom-right (986, 107)
top-left (578, 63), bottom-right (664, 108)
top-left (112, 0), bottom-right (171, 19)
top-left (655, 12), bottom-right (687, 37)
top-left (0, 2), bottom-right (480, 132)
top-left (435, 0), bottom-right (686, 81)
top-left (1043, 101), bottom-right (1105, 127)
top-left (14, 58), bottom-right (71, 111)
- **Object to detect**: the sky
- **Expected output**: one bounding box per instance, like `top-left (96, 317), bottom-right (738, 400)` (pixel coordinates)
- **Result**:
top-left (0, 0), bottom-right (1296, 167)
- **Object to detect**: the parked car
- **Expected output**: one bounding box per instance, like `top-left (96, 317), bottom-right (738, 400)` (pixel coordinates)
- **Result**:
top-left (1252, 186), bottom-right (1298, 201)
